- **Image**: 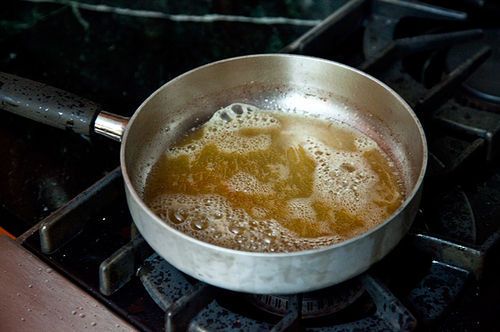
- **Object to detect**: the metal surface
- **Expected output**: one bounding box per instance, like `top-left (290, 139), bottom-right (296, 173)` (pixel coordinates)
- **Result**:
top-left (165, 283), bottom-right (215, 332)
top-left (411, 233), bottom-right (484, 278)
top-left (122, 54), bottom-right (427, 294)
top-left (139, 254), bottom-right (195, 312)
top-left (281, 0), bottom-right (367, 55)
top-left (407, 261), bottom-right (469, 323)
top-left (346, 275), bottom-right (417, 331)
top-left (0, 54), bottom-right (427, 294)
top-left (360, 30), bottom-right (484, 74)
top-left (270, 295), bottom-right (301, 332)
top-left (39, 167), bottom-right (122, 254)
top-left (95, 111), bottom-right (130, 142)
top-left (373, 0), bottom-right (467, 20)
top-left (138, 253), bottom-right (419, 331)
top-left (446, 29), bottom-right (500, 104)
top-left (250, 278), bottom-right (364, 318)
top-left (414, 47), bottom-right (492, 117)
top-left (0, 235), bottom-right (135, 331)
top-left (99, 235), bottom-right (153, 296)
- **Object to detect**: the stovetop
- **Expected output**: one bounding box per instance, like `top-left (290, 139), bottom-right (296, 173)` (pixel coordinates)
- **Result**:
top-left (2, 0), bottom-right (500, 331)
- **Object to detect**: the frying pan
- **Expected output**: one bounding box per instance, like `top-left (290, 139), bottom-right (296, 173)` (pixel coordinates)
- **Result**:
top-left (0, 55), bottom-right (427, 294)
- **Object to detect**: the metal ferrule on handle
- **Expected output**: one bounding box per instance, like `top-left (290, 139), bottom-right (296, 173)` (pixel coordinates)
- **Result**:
top-left (94, 111), bottom-right (129, 142)
top-left (0, 72), bottom-right (128, 140)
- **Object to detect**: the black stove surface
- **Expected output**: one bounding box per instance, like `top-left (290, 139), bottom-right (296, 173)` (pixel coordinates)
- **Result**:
top-left (3, 0), bottom-right (500, 331)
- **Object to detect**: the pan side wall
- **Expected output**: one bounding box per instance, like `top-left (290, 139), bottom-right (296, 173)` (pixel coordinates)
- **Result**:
top-left (121, 55), bottom-right (427, 293)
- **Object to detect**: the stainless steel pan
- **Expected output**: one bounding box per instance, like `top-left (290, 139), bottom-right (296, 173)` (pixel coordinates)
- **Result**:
top-left (0, 54), bottom-right (427, 294)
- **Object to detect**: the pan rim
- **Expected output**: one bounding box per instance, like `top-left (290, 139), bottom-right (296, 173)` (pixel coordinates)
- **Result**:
top-left (120, 53), bottom-right (428, 258)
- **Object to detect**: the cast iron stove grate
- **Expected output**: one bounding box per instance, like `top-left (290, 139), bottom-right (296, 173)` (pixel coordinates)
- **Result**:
top-left (18, 0), bottom-right (500, 331)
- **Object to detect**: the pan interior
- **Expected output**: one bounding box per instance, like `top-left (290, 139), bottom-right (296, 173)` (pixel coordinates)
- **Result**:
top-left (123, 55), bottom-right (425, 227)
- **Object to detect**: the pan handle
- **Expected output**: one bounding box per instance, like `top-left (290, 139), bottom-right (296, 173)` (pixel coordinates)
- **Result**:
top-left (0, 72), bottom-right (128, 141)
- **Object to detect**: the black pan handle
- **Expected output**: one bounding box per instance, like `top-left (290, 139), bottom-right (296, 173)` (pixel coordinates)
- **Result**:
top-left (0, 72), bottom-right (103, 135)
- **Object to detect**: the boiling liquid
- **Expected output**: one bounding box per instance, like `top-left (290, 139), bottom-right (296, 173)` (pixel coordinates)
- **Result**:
top-left (144, 103), bottom-right (405, 252)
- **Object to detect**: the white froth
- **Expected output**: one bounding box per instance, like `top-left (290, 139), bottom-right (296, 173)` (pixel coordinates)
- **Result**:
top-left (168, 103), bottom-right (278, 158)
top-left (150, 193), bottom-right (345, 252)
top-left (354, 136), bottom-right (378, 151)
top-left (287, 198), bottom-right (315, 221)
top-left (302, 137), bottom-right (380, 219)
top-left (227, 172), bottom-right (274, 195)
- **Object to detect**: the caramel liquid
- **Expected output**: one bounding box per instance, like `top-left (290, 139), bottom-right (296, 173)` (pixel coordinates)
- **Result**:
top-left (144, 103), bottom-right (405, 252)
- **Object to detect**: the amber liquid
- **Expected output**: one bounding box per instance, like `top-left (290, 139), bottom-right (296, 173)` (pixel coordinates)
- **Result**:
top-left (144, 104), bottom-right (405, 252)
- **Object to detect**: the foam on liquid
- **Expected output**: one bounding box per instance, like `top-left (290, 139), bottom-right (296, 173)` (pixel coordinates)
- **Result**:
top-left (144, 103), bottom-right (405, 252)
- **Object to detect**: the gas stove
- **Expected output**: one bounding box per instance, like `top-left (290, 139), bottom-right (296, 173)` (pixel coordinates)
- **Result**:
top-left (1, 0), bottom-right (500, 331)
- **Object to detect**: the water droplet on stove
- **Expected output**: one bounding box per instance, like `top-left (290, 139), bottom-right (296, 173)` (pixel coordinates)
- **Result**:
top-left (46, 268), bottom-right (52, 273)
top-left (115, 324), bottom-right (120, 328)
top-left (91, 322), bottom-right (96, 327)
top-left (28, 284), bottom-right (32, 288)
top-left (78, 307), bottom-right (83, 310)
top-left (27, 308), bottom-right (32, 312)
top-left (79, 313), bottom-right (85, 318)
top-left (20, 317), bottom-right (25, 322)
top-left (71, 310), bottom-right (77, 315)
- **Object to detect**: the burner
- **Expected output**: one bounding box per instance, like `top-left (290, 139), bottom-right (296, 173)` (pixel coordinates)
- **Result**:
top-left (446, 29), bottom-right (500, 104)
top-left (248, 278), bottom-right (364, 319)
top-left (139, 253), bottom-right (365, 321)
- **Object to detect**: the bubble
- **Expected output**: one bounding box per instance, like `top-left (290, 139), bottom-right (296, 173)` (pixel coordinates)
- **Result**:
top-left (228, 224), bottom-right (245, 235)
top-left (190, 219), bottom-right (208, 231)
top-left (167, 209), bottom-right (187, 224)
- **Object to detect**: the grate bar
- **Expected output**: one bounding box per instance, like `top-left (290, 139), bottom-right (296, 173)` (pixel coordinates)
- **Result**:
top-left (39, 167), bottom-right (122, 254)
top-left (414, 47), bottom-right (491, 116)
top-left (327, 275), bottom-right (417, 331)
top-left (408, 260), bottom-right (469, 323)
top-left (99, 234), bottom-right (153, 296)
top-left (373, 0), bottom-right (467, 20)
top-left (361, 30), bottom-right (483, 73)
top-left (410, 232), bottom-right (484, 278)
top-left (165, 283), bottom-right (215, 332)
top-left (281, 0), bottom-right (367, 54)
top-left (271, 294), bottom-right (302, 332)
